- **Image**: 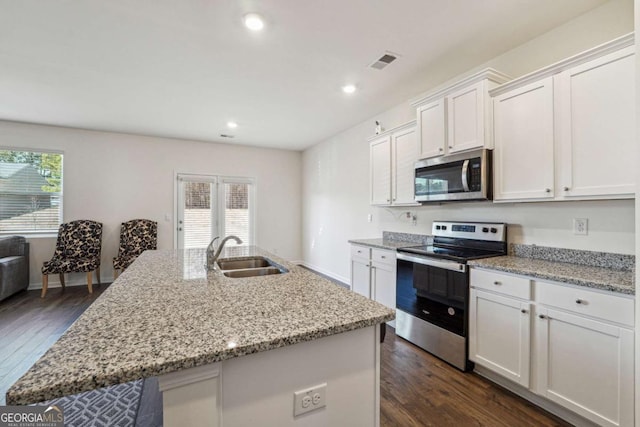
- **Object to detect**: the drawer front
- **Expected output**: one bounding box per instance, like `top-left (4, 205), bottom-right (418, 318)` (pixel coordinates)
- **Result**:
top-left (470, 268), bottom-right (532, 300)
top-left (351, 245), bottom-right (371, 261)
top-left (536, 281), bottom-right (634, 326)
top-left (371, 248), bottom-right (395, 267)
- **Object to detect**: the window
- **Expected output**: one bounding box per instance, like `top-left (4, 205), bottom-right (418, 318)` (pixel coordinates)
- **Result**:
top-left (0, 149), bottom-right (63, 233)
top-left (176, 174), bottom-right (255, 249)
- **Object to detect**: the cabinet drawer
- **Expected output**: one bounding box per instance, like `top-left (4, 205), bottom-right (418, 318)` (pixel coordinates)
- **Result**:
top-left (351, 245), bottom-right (370, 261)
top-left (470, 269), bottom-right (531, 300)
top-left (371, 249), bottom-right (395, 267)
top-left (536, 281), bottom-right (634, 327)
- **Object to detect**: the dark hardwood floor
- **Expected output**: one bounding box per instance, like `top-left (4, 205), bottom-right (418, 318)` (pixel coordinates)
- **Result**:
top-left (0, 284), bottom-right (108, 405)
top-left (0, 285), bottom-right (570, 426)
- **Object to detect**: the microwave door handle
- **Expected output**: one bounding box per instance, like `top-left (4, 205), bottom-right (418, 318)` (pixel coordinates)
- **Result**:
top-left (461, 159), bottom-right (470, 192)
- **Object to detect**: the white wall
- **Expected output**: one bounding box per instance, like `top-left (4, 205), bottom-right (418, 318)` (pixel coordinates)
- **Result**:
top-left (302, 0), bottom-right (635, 283)
top-left (0, 120), bottom-right (302, 288)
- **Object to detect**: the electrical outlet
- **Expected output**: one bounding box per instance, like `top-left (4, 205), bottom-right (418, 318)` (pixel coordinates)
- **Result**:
top-left (573, 218), bottom-right (588, 235)
top-left (294, 383), bottom-right (327, 417)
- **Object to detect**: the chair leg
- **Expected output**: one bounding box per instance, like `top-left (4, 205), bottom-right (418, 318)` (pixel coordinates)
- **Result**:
top-left (96, 267), bottom-right (101, 285)
top-left (41, 274), bottom-right (48, 298)
top-left (87, 271), bottom-right (93, 294)
top-left (59, 273), bottom-right (66, 289)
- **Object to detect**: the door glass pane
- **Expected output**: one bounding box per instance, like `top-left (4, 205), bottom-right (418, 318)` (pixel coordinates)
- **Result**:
top-left (183, 181), bottom-right (214, 249)
top-left (224, 182), bottom-right (250, 246)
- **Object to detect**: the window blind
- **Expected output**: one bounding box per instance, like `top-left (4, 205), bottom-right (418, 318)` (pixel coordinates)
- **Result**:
top-left (183, 181), bottom-right (214, 249)
top-left (0, 150), bottom-right (63, 233)
top-left (224, 182), bottom-right (251, 246)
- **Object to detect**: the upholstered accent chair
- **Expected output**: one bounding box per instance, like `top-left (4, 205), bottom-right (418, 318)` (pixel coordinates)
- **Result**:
top-left (113, 219), bottom-right (157, 279)
top-left (41, 220), bottom-right (103, 298)
top-left (0, 236), bottom-right (29, 302)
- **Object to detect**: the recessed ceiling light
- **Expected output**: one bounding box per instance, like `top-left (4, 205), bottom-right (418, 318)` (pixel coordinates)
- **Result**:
top-left (342, 84), bottom-right (357, 94)
top-left (244, 13), bottom-right (265, 31)
top-left (227, 121), bottom-right (238, 129)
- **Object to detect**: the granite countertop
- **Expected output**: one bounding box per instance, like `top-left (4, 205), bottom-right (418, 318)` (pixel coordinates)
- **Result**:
top-left (348, 238), bottom-right (419, 250)
top-left (7, 246), bottom-right (394, 405)
top-left (469, 256), bottom-right (634, 295)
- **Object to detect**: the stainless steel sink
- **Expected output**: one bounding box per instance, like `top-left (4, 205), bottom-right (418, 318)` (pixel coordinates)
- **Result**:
top-left (217, 256), bottom-right (288, 278)
top-left (223, 267), bottom-right (284, 278)
top-left (217, 256), bottom-right (271, 270)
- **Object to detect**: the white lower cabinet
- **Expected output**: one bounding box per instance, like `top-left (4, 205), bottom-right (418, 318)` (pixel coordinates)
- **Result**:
top-left (350, 245), bottom-right (396, 325)
top-left (469, 268), bottom-right (635, 427)
top-left (469, 288), bottom-right (531, 387)
top-left (535, 307), bottom-right (634, 427)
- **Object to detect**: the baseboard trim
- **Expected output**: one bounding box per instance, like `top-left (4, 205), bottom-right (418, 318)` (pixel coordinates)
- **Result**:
top-left (473, 365), bottom-right (598, 427)
top-left (298, 262), bottom-right (350, 289)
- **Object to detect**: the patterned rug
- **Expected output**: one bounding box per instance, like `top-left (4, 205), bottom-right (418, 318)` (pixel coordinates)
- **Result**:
top-left (33, 380), bottom-right (143, 427)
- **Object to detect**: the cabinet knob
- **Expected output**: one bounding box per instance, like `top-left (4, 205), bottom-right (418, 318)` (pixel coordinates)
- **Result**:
top-left (545, 188), bottom-right (551, 193)
top-left (448, 145), bottom-right (453, 149)
top-left (387, 199), bottom-right (390, 203)
top-left (521, 309), bottom-right (528, 314)
top-left (539, 314), bottom-right (546, 319)
top-left (381, 256), bottom-right (386, 259)
top-left (392, 198), bottom-right (396, 201)
top-left (564, 187), bottom-right (570, 191)
top-left (493, 281), bottom-right (501, 285)
top-left (438, 148), bottom-right (443, 152)
top-left (575, 299), bottom-right (584, 304)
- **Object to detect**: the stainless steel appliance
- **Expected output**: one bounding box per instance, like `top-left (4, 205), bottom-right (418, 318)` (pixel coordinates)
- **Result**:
top-left (395, 221), bottom-right (507, 371)
top-left (414, 149), bottom-right (491, 202)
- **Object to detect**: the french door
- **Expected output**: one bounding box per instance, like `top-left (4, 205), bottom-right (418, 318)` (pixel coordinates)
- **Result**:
top-left (176, 174), bottom-right (254, 249)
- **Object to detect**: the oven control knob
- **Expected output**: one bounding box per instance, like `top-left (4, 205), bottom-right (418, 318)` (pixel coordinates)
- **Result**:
top-left (435, 225), bottom-right (441, 230)
top-left (441, 226), bottom-right (447, 230)
top-left (490, 228), bottom-right (497, 233)
top-left (482, 227), bottom-right (489, 233)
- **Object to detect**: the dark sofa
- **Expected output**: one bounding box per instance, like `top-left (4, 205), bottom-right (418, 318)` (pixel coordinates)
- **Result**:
top-left (0, 236), bottom-right (30, 302)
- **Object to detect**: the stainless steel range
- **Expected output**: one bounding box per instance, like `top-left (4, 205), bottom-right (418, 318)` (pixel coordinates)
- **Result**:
top-left (395, 221), bottom-right (507, 371)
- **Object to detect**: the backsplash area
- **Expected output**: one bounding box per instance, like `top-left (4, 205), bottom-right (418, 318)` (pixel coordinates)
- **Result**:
top-left (510, 244), bottom-right (635, 271)
top-left (382, 231), bottom-right (431, 245)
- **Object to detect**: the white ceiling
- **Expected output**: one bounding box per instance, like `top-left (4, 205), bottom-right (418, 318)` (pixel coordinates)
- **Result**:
top-left (0, 0), bottom-right (607, 151)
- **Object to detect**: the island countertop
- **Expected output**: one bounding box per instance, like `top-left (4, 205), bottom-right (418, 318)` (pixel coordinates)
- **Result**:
top-left (6, 246), bottom-right (394, 405)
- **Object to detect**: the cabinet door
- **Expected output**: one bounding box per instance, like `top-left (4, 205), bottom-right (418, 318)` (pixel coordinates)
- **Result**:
top-left (535, 307), bottom-right (634, 427)
top-left (370, 136), bottom-right (391, 205)
top-left (469, 289), bottom-right (531, 387)
top-left (447, 81), bottom-right (485, 153)
top-left (391, 126), bottom-right (418, 205)
top-left (556, 46), bottom-right (635, 199)
top-left (371, 261), bottom-right (395, 310)
top-left (350, 257), bottom-right (371, 298)
top-left (493, 77), bottom-right (555, 201)
top-left (416, 100), bottom-right (446, 159)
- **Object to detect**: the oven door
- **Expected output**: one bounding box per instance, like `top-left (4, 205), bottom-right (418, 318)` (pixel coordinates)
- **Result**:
top-left (396, 253), bottom-right (468, 337)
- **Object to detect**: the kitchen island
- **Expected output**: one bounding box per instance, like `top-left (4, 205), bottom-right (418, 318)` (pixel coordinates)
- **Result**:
top-left (7, 246), bottom-right (394, 426)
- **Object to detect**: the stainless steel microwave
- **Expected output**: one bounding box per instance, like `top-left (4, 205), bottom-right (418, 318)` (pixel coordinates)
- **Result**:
top-left (415, 149), bottom-right (492, 202)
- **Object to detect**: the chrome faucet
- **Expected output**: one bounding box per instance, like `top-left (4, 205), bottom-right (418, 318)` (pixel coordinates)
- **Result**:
top-left (206, 235), bottom-right (243, 270)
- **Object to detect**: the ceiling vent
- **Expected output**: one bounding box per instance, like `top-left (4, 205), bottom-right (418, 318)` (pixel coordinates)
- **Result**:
top-left (369, 52), bottom-right (399, 70)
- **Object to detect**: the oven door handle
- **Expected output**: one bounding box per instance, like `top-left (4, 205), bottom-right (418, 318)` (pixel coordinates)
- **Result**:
top-left (397, 253), bottom-right (467, 273)
top-left (461, 159), bottom-right (470, 192)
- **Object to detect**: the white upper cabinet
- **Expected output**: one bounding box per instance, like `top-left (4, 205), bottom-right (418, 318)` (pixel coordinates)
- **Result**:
top-left (391, 126), bottom-right (419, 205)
top-left (370, 135), bottom-right (391, 205)
top-left (491, 33), bottom-right (635, 202)
top-left (493, 77), bottom-right (555, 201)
top-left (369, 121), bottom-right (419, 206)
top-left (555, 46), bottom-right (635, 199)
top-left (416, 99), bottom-right (446, 158)
top-left (412, 68), bottom-right (511, 160)
top-left (447, 81), bottom-right (486, 154)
